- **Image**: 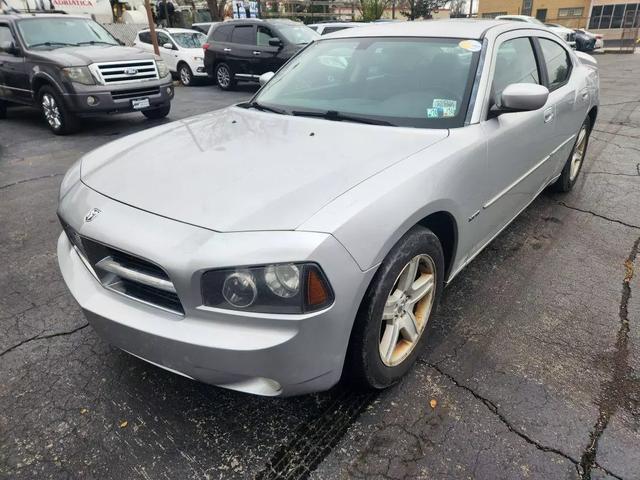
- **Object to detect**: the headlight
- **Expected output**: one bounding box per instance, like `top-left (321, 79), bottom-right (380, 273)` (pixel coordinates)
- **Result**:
top-left (61, 66), bottom-right (95, 85)
top-left (201, 263), bottom-right (334, 314)
top-left (156, 59), bottom-right (170, 78)
top-left (193, 56), bottom-right (204, 62)
top-left (59, 158), bottom-right (81, 201)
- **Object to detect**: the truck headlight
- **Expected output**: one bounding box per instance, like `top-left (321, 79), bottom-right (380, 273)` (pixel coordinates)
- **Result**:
top-left (61, 66), bottom-right (95, 85)
top-left (156, 59), bottom-right (170, 78)
top-left (202, 263), bottom-right (334, 314)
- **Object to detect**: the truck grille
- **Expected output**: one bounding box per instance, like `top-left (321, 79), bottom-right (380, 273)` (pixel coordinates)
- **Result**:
top-left (111, 87), bottom-right (160, 101)
top-left (93, 60), bottom-right (159, 85)
top-left (61, 221), bottom-right (183, 315)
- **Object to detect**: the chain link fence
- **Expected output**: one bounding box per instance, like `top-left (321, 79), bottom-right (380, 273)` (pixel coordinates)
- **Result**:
top-left (102, 23), bottom-right (148, 46)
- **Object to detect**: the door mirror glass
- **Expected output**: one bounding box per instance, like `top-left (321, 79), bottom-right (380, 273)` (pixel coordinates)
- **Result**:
top-left (259, 71), bottom-right (275, 86)
top-left (496, 83), bottom-right (549, 113)
top-left (268, 37), bottom-right (282, 48)
top-left (162, 42), bottom-right (174, 50)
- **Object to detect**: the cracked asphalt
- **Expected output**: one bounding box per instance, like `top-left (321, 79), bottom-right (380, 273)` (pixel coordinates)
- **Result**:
top-left (1, 53), bottom-right (639, 480)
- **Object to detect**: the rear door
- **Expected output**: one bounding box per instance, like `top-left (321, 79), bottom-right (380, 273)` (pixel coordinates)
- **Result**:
top-left (227, 23), bottom-right (257, 78)
top-left (477, 32), bottom-right (556, 247)
top-left (0, 22), bottom-right (30, 104)
top-left (205, 23), bottom-right (233, 75)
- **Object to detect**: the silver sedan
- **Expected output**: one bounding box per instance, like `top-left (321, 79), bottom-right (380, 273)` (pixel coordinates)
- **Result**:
top-left (57, 19), bottom-right (599, 396)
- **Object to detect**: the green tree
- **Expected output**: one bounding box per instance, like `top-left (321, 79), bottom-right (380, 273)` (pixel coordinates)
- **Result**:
top-left (359, 0), bottom-right (390, 21)
top-left (401, 0), bottom-right (447, 20)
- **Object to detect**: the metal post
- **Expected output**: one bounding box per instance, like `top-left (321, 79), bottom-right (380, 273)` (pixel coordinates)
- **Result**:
top-left (468, 0), bottom-right (473, 18)
top-left (145, 0), bottom-right (160, 55)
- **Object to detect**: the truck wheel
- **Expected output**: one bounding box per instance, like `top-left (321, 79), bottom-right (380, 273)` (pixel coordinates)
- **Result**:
top-left (39, 86), bottom-right (78, 135)
top-left (142, 104), bottom-right (171, 120)
top-left (215, 63), bottom-right (236, 91)
top-left (0, 99), bottom-right (7, 119)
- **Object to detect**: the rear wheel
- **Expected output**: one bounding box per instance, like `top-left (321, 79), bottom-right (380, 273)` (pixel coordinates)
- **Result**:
top-left (345, 226), bottom-right (444, 389)
top-left (142, 103), bottom-right (171, 120)
top-left (39, 86), bottom-right (78, 135)
top-left (178, 63), bottom-right (193, 86)
top-left (215, 63), bottom-right (235, 91)
top-left (552, 118), bottom-right (591, 192)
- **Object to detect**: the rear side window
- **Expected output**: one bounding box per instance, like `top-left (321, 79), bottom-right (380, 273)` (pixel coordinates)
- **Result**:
top-left (538, 38), bottom-right (571, 91)
top-left (231, 25), bottom-right (254, 45)
top-left (323, 26), bottom-right (348, 34)
top-left (211, 24), bottom-right (232, 42)
top-left (138, 31), bottom-right (151, 44)
top-left (492, 37), bottom-right (540, 99)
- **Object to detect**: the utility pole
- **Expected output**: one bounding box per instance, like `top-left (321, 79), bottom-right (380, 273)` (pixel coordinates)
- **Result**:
top-left (468, 0), bottom-right (473, 18)
top-left (144, 0), bottom-right (160, 55)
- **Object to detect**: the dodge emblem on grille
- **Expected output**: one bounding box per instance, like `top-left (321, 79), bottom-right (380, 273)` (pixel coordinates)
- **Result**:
top-left (124, 67), bottom-right (138, 76)
top-left (85, 208), bottom-right (101, 222)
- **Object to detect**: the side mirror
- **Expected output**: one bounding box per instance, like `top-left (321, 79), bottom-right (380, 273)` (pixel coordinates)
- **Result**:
top-left (268, 37), bottom-right (282, 48)
top-left (259, 71), bottom-right (275, 86)
top-left (162, 42), bottom-right (174, 50)
top-left (494, 83), bottom-right (549, 113)
top-left (0, 40), bottom-right (19, 56)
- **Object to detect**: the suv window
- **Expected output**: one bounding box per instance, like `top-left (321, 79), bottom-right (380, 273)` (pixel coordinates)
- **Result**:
top-left (257, 26), bottom-right (274, 46)
top-left (231, 25), bottom-right (254, 45)
top-left (324, 26), bottom-right (348, 34)
top-left (538, 38), bottom-right (571, 91)
top-left (492, 37), bottom-right (540, 100)
top-left (157, 31), bottom-right (172, 47)
top-left (0, 25), bottom-right (14, 51)
top-left (211, 24), bottom-right (232, 42)
top-left (138, 31), bottom-right (151, 44)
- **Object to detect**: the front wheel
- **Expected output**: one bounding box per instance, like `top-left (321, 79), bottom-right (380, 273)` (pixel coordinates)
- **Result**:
top-left (178, 63), bottom-right (193, 86)
top-left (39, 86), bottom-right (78, 135)
top-left (142, 104), bottom-right (171, 120)
top-left (345, 226), bottom-right (444, 390)
top-left (551, 118), bottom-right (591, 193)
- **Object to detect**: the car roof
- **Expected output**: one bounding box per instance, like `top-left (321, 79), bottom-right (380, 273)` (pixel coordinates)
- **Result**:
top-left (325, 19), bottom-right (541, 40)
top-left (0, 12), bottom-right (88, 20)
top-left (309, 22), bottom-right (368, 27)
top-left (139, 27), bottom-right (202, 34)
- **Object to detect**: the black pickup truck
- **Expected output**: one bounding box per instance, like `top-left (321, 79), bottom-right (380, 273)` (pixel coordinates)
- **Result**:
top-left (0, 12), bottom-right (174, 134)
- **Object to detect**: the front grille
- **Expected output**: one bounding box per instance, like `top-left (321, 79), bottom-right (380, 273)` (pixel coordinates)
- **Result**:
top-left (111, 87), bottom-right (160, 101)
top-left (94, 60), bottom-right (159, 85)
top-left (62, 222), bottom-right (183, 315)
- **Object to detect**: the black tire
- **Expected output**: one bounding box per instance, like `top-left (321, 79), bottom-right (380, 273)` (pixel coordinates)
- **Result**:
top-left (178, 63), bottom-right (193, 86)
top-left (38, 85), bottom-right (79, 135)
top-left (215, 63), bottom-right (236, 91)
top-left (142, 103), bottom-right (171, 120)
top-left (551, 117), bottom-right (591, 193)
top-left (0, 99), bottom-right (7, 119)
top-left (345, 226), bottom-right (445, 390)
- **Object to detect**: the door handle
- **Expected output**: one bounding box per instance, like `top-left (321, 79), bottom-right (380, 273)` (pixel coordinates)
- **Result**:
top-left (223, 48), bottom-right (231, 52)
top-left (252, 51), bottom-right (261, 55)
top-left (544, 107), bottom-right (554, 123)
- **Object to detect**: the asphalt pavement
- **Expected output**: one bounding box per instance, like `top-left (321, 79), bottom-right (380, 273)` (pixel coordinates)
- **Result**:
top-left (1, 54), bottom-right (639, 480)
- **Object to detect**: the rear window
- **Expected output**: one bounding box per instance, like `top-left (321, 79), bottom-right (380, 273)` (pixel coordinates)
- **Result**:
top-left (210, 24), bottom-right (232, 42)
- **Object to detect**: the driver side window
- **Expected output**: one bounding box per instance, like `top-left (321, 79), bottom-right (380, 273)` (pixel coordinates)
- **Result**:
top-left (157, 32), bottom-right (172, 48)
top-left (492, 37), bottom-right (540, 101)
top-left (0, 25), bottom-right (16, 53)
top-left (257, 26), bottom-right (275, 47)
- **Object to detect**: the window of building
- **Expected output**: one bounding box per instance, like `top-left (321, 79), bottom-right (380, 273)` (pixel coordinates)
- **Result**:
top-left (589, 3), bottom-right (640, 29)
top-left (558, 7), bottom-right (584, 17)
top-left (521, 0), bottom-right (533, 16)
top-left (482, 11), bottom-right (507, 18)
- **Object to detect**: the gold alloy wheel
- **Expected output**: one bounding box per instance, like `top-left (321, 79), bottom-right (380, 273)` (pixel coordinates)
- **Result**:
top-left (570, 125), bottom-right (588, 182)
top-left (379, 254), bottom-right (436, 367)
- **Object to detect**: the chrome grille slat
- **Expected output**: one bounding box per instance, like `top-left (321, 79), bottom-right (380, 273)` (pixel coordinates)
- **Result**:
top-left (96, 257), bottom-right (176, 293)
top-left (92, 60), bottom-right (159, 85)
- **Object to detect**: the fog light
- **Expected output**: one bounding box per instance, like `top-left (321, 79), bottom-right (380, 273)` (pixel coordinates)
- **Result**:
top-left (166, 87), bottom-right (173, 95)
top-left (86, 96), bottom-right (98, 106)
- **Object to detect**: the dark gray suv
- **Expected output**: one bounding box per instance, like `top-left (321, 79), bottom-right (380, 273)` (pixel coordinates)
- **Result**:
top-left (0, 13), bottom-right (174, 134)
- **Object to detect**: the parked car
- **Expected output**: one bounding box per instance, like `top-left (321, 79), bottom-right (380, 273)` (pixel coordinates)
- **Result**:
top-left (496, 15), bottom-right (576, 48)
top-left (203, 18), bottom-right (319, 90)
top-left (134, 27), bottom-right (207, 86)
top-left (191, 21), bottom-right (220, 36)
top-left (574, 28), bottom-right (604, 51)
top-left (0, 13), bottom-right (173, 134)
top-left (308, 21), bottom-right (369, 35)
top-left (57, 19), bottom-right (599, 396)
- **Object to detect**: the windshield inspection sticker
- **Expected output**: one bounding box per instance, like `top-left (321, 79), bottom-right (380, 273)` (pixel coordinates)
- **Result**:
top-left (433, 99), bottom-right (457, 118)
top-left (458, 40), bottom-right (482, 52)
top-left (427, 108), bottom-right (441, 118)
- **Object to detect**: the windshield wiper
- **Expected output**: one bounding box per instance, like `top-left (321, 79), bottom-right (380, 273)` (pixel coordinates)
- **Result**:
top-left (77, 40), bottom-right (116, 46)
top-left (29, 41), bottom-right (78, 48)
top-left (291, 109), bottom-right (394, 126)
top-left (247, 101), bottom-right (287, 115)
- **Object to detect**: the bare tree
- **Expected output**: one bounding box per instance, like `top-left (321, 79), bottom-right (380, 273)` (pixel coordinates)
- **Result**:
top-left (206, 0), bottom-right (226, 20)
top-left (448, 0), bottom-right (467, 17)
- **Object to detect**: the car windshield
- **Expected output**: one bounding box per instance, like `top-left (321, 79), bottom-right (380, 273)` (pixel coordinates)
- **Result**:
top-left (274, 24), bottom-right (319, 44)
top-left (17, 17), bottom-right (118, 49)
top-left (253, 37), bottom-right (481, 128)
top-left (172, 31), bottom-right (206, 48)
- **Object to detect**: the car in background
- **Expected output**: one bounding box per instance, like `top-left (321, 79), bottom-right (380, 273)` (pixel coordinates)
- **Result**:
top-left (308, 21), bottom-right (368, 35)
top-left (134, 28), bottom-right (207, 86)
top-left (575, 28), bottom-right (603, 51)
top-left (496, 15), bottom-right (576, 48)
top-left (203, 18), bottom-right (319, 90)
top-left (0, 13), bottom-right (173, 134)
top-left (191, 21), bottom-right (220, 36)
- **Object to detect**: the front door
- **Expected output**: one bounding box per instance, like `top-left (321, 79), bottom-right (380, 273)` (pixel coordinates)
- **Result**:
top-left (0, 23), bottom-right (29, 104)
top-left (227, 24), bottom-right (257, 78)
top-left (157, 31), bottom-right (179, 72)
top-left (252, 25), bottom-right (282, 75)
top-left (477, 33), bottom-right (556, 248)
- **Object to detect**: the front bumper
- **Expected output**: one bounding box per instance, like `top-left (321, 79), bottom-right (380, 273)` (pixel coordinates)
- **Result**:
top-left (63, 77), bottom-right (174, 115)
top-left (57, 183), bottom-right (374, 396)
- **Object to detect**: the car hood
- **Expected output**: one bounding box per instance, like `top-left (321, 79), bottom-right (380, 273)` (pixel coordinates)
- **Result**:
top-left (30, 45), bottom-right (156, 67)
top-left (81, 107), bottom-right (448, 232)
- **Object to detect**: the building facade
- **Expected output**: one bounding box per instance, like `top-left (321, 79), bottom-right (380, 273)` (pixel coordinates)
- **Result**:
top-left (478, 0), bottom-right (592, 27)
